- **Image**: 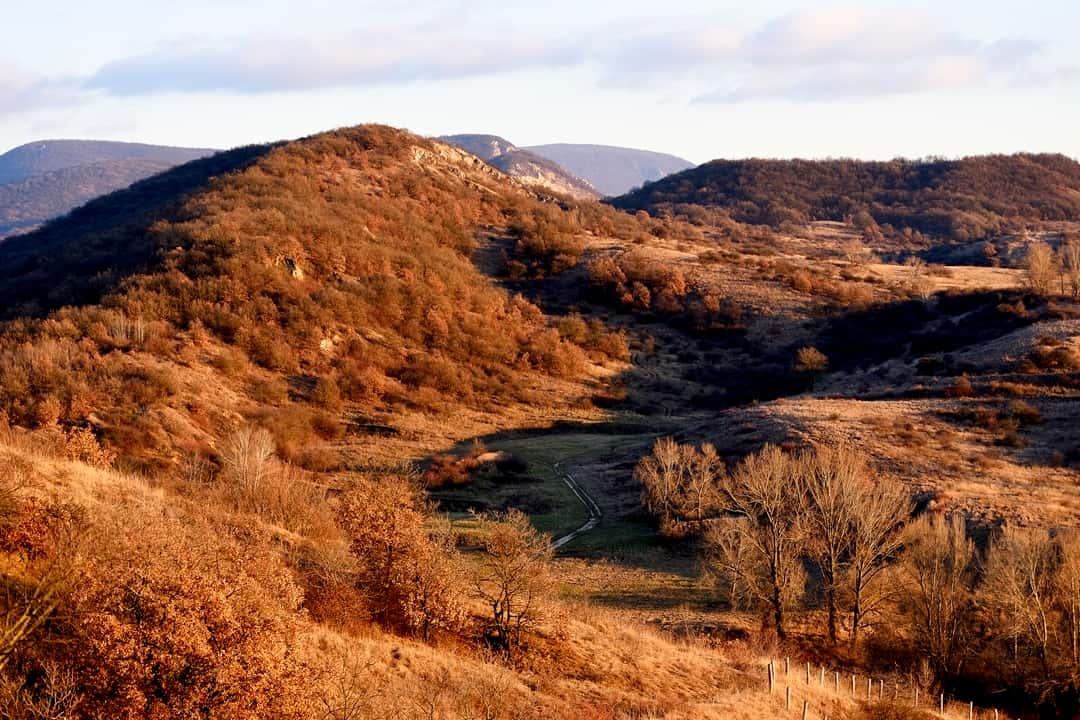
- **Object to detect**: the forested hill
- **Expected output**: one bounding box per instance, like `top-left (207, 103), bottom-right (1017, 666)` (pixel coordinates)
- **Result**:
top-left (610, 153), bottom-right (1080, 241)
top-left (0, 139), bottom-right (215, 237)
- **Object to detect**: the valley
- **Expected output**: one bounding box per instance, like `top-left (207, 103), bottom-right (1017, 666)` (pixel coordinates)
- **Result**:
top-left (0, 125), bottom-right (1078, 718)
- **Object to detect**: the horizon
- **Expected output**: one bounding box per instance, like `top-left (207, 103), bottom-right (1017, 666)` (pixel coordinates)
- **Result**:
top-left (5, 135), bottom-right (1079, 168)
top-left (2, 1), bottom-right (1078, 164)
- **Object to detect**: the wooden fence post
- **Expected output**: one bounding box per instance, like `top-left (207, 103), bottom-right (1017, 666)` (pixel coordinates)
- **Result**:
top-left (786, 686), bottom-right (791, 710)
top-left (851, 674), bottom-right (856, 696)
top-left (834, 671), bottom-right (839, 693)
top-left (785, 657), bottom-right (790, 676)
top-left (802, 699), bottom-right (808, 720)
top-left (940, 693), bottom-right (944, 714)
top-left (969, 700), bottom-right (973, 719)
top-left (879, 678), bottom-right (884, 699)
top-left (768, 661), bottom-right (774, 694)
top-left (819, 666), bottom-right (824, 687)
top-left (866, 676), bottom-right (872, 699)
top-left (806, 661), bottom-right (811, 684)
top-left (914, 687), bottom-right (919, 707)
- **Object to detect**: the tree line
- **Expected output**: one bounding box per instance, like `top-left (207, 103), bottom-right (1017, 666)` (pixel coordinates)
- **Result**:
top-left (636, 439), bottom-right (1080, 714)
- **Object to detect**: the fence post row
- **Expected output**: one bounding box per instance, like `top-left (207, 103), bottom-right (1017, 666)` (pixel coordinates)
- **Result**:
top-left (766, 660), bottom-right (1006, 719)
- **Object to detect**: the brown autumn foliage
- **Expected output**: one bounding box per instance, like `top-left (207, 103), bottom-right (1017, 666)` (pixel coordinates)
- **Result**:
top-left (0, 126), bottom-right (631, 467)
top-left (613, 154), bottom-right (1080, 242)
top-left (586, 250), bottom-right (744, 331)
top-left (337, 475), bottom-right (467, 640)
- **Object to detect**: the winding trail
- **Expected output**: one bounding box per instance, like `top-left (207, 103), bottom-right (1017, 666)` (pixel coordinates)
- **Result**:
top-left (551, 461), bottom-right (602, 550)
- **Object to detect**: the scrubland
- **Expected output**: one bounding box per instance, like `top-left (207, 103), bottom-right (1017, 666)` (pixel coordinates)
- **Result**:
top-left (2, 126), bottom-right (1080, 717)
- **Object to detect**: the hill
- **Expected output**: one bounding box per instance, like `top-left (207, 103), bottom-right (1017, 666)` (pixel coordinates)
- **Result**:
top-left (0, 125), bottom-right (641, 472)
top-left (0, 139), bottom-right (214, 237)
top-left (438, 134), bottom-right (599, 199)
top-left (0, 123), bottom-right (853, 720)
top-left (1, 122), bottom-right (1077, 718)
top-left (525, 143), bottom-right (694, 196)
top-left (611, 153), bottom-right (1080, 243)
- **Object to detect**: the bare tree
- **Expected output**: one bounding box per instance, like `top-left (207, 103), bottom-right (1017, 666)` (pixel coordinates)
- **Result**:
top-left (705, 445), bottom-right (806, 640)
top-left (220, 424), bottom-right (276, 499)
top-left (847, 477), bottom-right (910, 643)
top-left (473, 510), bottom-right (552, 653)
top-left (983, 527), bottom-right (1057, 682)
top-left (899, 515), bottom-right (978, 684)
top-left (802, 445), bottom-right (859, 644)
top-left (1026, 240), bottom-right (1058, 296)
top-left (1059, 234), bottom-right (1080, 300)
top-left (683, 443), bottom-right (723, 521)
top-left (635, 437), bottom-right (688, 524)
top-left (905, 257), bottom-right (934, 301)
top-left (1054, 532), bottom-right (1080, 679)
top-left (801, 445), bottom-right (909, 645)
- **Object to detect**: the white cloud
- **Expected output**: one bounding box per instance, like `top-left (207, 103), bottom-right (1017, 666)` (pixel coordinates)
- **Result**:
top-left (609, 4), bottom-right (1068, 104)
top-left (0, 63), bottom-right (83, 117)
top-left (86, 27), bottom-right (582, 96)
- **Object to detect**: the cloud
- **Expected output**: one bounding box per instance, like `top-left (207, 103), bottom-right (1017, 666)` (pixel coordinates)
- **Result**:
top-left (605, 4), bottom-right (1071, 103)
top-left (2, 4), bottom-right (1075, 115)
top-left (0, 63), bottom-right (83, 117)
top-left (86, 27), bottom-right (582, 96)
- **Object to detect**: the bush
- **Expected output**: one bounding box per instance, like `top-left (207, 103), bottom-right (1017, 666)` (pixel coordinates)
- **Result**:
top-left (337, 476), bottom-right (466, 640)
top-left (62, 515), bottom-right (315, 719)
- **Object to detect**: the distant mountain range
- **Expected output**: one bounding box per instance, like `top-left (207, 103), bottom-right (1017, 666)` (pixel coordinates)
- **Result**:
top-left (437, 134), bottom-right (599, 199)
top-left (0, 140), bottom-right (215, 237)
top-left (439, 135), bottom-right (694, 198)
top-left (524, 144), bottom-right (694, 197)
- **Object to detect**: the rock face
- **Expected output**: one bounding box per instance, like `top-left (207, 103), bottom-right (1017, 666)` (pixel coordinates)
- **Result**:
top-left (437, 134), bottom-right (599, 200)
top-left (524, 144), bottom-right (695, 197)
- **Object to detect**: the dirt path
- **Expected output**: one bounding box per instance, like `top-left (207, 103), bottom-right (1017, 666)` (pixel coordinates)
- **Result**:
top-left (551, 461), bottom-right (602, 549)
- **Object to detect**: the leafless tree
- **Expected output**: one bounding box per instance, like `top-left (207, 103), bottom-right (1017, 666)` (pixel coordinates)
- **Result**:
top-left (220, 424), bottom-right (276, 499)
top-left (905, 257), bottom-right (934, 301)
top-left (802, 445), bottom-right (859, 643)
top-left (847, 477), bottom-right (910, 643)
top-left (706, 445), bottom-right (807, 640)
top-left (1026, 240), bottom-right (1058, 296)
top-left (1059, 235), bottom-right (1080, 300)
top-left (899, 515), bottom-right (978, 684)
top-left (983, 527), bottom-right (1057, 683)
top-left (635, 437), bottom-right (687, 523)
top-left (472, 510), bottom-right (552, 653)
top-left (1054, 532), bottom-right (1080, 679)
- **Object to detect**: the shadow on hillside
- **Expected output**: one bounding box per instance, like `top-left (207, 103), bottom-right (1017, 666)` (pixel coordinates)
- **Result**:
top-left (0, 143), bottom-right (278, 319)
top-left (818, 289), bottom-right (1040, 372)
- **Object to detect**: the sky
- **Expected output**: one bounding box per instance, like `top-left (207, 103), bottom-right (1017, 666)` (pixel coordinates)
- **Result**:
top-left (2, 0), bottom-right (1078, 164)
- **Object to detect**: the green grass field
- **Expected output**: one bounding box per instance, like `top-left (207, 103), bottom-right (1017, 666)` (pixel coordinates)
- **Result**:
top-left (431, 425), bottom-right (674, 556)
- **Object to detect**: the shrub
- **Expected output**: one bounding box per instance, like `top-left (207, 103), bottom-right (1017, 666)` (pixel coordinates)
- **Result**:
top-left (1007, 399), bottom-right (1042, 426)
top-left (337, 476), bottom-right (466, 639)
top-left (945, 376), bottom-right (974, 398)
top-left (64, 515), bottom-right (315, 719)
top-left (311, 376), bottom-right (343, 412)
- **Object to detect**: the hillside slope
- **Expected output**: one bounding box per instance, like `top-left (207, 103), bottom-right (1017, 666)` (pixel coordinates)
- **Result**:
top-left (0, 125), bottom-right (632, 471)
top-left (526, 143), bottom-right (694, 197)
top-left (612, 153), bottom-right (1080, 242)
top-left (438, 134), bottom-right (599, 199)
top-left (0, 140), bottom-right (215, 237)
